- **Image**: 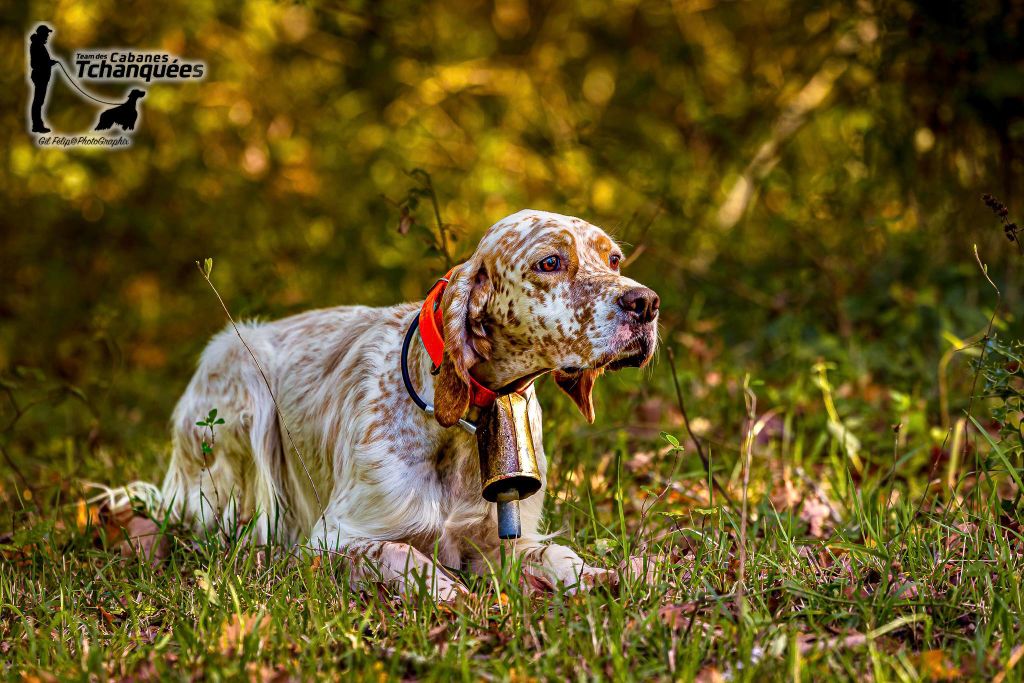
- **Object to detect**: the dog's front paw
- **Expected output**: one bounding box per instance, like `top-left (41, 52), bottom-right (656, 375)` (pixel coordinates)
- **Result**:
top-left (564, 565), bottom-right (616, 595)
top-left (433, 575), bottom-right (470, 603)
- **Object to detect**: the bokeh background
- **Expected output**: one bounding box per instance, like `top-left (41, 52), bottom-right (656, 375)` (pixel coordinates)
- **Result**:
top-left (1, 0), bottom-right (1022, 506)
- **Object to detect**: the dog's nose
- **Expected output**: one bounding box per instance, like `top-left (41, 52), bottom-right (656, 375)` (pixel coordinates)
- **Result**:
top-left (617, 287), bottom-right (660, 323)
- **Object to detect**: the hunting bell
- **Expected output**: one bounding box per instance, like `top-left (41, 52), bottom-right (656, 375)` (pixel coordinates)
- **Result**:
top-left (475, 392), bottom-right (542, 539)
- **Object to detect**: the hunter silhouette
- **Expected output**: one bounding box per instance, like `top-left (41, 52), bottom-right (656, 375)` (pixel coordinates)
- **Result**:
top-left (29, 25), bottom-right (57, 133)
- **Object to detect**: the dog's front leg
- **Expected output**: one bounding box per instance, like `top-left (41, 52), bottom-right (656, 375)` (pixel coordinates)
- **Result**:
top-left (506, 392), bottom-right (614, 593)
top-left (358, 540), bottom-right (468, 602)
top-left (352, 541), bottom-right (466, 602)
top-left (310, 532), bottom-right (467, 602)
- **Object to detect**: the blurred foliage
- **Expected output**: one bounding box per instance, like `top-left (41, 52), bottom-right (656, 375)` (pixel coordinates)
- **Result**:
top-left (1, 0), bottom-right (1023, 495)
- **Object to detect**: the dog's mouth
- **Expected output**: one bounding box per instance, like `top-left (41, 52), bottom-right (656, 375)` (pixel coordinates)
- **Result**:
top-left (495, 367), bottom-right (553, 395)
top-left (561, 329), bottom-right (655, 376)
top-left (605, 334), bottom-right (653, 371)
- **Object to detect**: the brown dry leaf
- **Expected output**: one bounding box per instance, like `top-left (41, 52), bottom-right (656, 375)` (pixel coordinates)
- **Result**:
top-left (890, 576), bottom-right (919, 600)
top-left (117, 517), bottom-right (169, 565)
top-left (427, 624), bottom-right (448, 645)
top-left (620, 554), bottom-right (657, 584)
top-left (625, 450), bottom-right (655, 475)
top-left (96, 501), bottom-right (138, 546)
top-left (945, 522), bottom-right (978, 554)
top-left (796, 632), bottom-right (868, 655)
top-left (620, 552), bottom-right (692, 585)
top-left (693, 665), bottom-right (726, 683)
top-left (246, 662), bottom-right (295, 683)
top-left (800, 495), bottom-right (833, 538)
top-left (97, 605), bottom-right (116, 626)
top-left (218, 613), bottom-right (271, 657)
top-left (396, 208), bottom-right (414, 235)
top-left (917, 650), bottom-right (961, 680)
top-left (20, 674), bottom-right (58, 683)
top-left (657, 603), bottom-right (697, 631)
top-left (520, 568), bottom-right (555, 595)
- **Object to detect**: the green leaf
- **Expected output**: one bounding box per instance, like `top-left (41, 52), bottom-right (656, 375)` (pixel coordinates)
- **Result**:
top-left (661, 432), bottom-right (681, 448)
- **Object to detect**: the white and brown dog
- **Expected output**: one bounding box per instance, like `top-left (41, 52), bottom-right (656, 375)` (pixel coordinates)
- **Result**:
top-left (161, 210), bottom-right (659, 599)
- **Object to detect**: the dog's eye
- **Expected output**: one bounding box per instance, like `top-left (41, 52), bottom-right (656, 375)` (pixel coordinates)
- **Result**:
top-left (609, 254), bottom-right (621, 270)
top-left (537, 255), bottom-right (561, 273)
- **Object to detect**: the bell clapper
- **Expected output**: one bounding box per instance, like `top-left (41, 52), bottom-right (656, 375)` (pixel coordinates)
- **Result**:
top-left (495, 488), bottom-right (522, 540)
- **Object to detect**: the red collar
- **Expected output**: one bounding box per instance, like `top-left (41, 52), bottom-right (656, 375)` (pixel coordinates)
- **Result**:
top-left (419, 267), bottom-right (524, 409)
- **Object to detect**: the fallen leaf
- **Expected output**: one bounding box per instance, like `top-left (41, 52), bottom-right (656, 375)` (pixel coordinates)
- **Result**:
top-left (397, 208), bottom-right (414, 235)
top-left (693, 665), bottom-right (726, 683)
top-left (427, 624), bottom-right (448, 645)
top-left (246, 662), bottom-right (295, 683)
top-left (917, 649), bottom-right (960, 680)
top-left (20, 673), bottom-right (58, 683)
top-left (800, 495), bottom-right (833, 538)
top-left (796, 632), bottom-right (868, 655)
top-left (520, 569), bottom-right (555, 595)
top-left (217, 613), bottom-right (271, 657)
top-left (889, 576), bottom-right (919, 600)
top-left (96, 605), bottom-right (116, 626)
top-left (118, 516), bottom-right (169, 565)
top-left (657, 603), bottom-right (697, 630)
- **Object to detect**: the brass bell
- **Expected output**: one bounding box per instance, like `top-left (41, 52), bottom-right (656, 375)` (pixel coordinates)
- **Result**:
top-left (475, 392), bottom-right (542, 539)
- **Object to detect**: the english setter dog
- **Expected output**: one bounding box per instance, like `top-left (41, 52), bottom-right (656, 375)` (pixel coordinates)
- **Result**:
top-left (161, 210), bottom-right (659, 600)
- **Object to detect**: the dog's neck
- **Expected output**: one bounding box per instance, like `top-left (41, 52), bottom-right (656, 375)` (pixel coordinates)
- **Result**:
top-left (468, 327), bottom-right (551, 394)
top-left (469, 357), bottom-right (550, 396)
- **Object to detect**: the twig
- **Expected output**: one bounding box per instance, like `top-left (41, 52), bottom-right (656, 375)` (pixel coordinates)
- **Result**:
top-left (737, 375), bottom-right (757, 602)
top-left (407, 169), bottom-right (454, 269)
top-left (195, 261), bottom-right (326, 533)
top-left (620, 202), bottom-right (664, 269)
top-left (665, 346), bottom-right (736, 509)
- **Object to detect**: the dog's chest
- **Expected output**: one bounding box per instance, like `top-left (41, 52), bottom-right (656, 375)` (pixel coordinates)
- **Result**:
top-left (426, 439), bottom-right (502, 565)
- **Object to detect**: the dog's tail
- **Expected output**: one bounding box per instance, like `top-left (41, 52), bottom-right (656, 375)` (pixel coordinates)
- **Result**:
top-left (94, 120), bottom-right (111, 131)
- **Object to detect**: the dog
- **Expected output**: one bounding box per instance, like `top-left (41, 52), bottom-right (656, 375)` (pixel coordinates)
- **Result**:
top-left (95, 89), bottom-right (145, 131)
top-left (160, 210), bottom-right (659, 600)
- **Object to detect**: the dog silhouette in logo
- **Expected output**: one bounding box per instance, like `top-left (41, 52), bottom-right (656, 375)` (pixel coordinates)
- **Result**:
top-left (95, 89), bottom-right (145, 131)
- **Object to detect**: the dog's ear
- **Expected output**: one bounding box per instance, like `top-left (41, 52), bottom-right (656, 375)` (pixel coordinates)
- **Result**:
top-left (553, 368), bottom-right (603, 423)
top-left (433, 353), bottom-right (471, 427)
top-left (432, 261), bottom-right (491, 427)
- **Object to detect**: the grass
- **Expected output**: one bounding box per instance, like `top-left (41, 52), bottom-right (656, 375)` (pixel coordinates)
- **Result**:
top-left (2, 206), bottom-right (1023, 680)
top-left (2, 367), bottom-right (1023, 682)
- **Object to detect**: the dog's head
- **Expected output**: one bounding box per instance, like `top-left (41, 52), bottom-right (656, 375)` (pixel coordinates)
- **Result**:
top-left (128, 89), bottom-right (146, 100)
top-left (433, 210), bottom-right (659, 426)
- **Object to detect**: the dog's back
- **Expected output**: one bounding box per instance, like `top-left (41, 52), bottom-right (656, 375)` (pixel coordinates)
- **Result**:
top-left (161, 303), bottom-right (413, 542)
top-left (94, 108), bottom-right (118, 130)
